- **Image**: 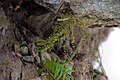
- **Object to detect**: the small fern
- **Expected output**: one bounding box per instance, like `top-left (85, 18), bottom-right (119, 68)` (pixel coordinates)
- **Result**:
top-left (35, 13), bottom-right (76, 52)
top-left (37, 56), bottom-right (74, 80)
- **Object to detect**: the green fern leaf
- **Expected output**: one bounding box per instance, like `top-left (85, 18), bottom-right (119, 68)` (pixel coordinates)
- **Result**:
top-left (54, 62), bottom-right (60, 78)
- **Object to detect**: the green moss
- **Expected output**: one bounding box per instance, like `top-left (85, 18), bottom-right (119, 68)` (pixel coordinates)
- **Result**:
top-left (35, 13), bottom-right (95, 62)
top-left (35, 13), bottom-right (100, 53)
top-left (35, 13), bottom-right (76, 52)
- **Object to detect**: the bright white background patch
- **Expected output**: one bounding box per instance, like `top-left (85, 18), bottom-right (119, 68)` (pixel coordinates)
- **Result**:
top-left (99, 28), bottom-right (120, 80)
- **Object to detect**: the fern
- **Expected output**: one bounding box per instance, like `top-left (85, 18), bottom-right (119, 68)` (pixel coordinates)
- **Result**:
top-left (37, 56), bottom-right (74, 80)
top-left (35, 13), bottom-right (76, 52)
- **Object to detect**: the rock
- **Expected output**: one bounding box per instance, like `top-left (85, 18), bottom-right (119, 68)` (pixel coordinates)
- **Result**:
top-left (11, 71), bottom-right (20, 80)
top-left (14, 44), bottom-right (20, 53)
top-left (0, 6), bottom-right (9, 29)
top-left (0, 6), bottom-right (9, 36)
top-left (14, 44), bottom-right (22, 57)
top-left (23, 56), bottom-right (34, 62)
top-left (21, 63), bottom-right (36, 80)
top-left (20, 46), bottom-right (28, 55)
top-left (34, 0), bottom-right (62, 12)
top-left (35, 54), bottom-right (41, 64)
top-left (29, 77), bottom-right (41, 80)
top-left (21, 41), bottom-right (27, 46)
top-left (93, 69), bottom-right (108, 80)
top-left (94, 75), bottom-right (107, 80)
top-left (40, 75), bottom-right (49, 80)
top-left (34, 0), bottom-right (120, 18)
top-left (1, 27), bottom-right (6, 36)
top-left (0, 6), bottom-right (10, 50)
top-left (70, 0), bottom-right (120, 18)
top-left (14, 28), bottom-right (23, 42)
top-left (27, 12), bottom-right (55, 38)
top-left (28, 42), bottom-right (40, 64)
top-left (33, 0), bottom-right (72, 15)
top-left (28, 37), bottom-right (43, 43)
top-left (28, 42), bottom-right (37, 57)
top-left (41, 52), bottom-right (51, 61)
top-left (12, 51), bottom-right (22, 58)
top-left (51, 52), bottom-right (60, 61)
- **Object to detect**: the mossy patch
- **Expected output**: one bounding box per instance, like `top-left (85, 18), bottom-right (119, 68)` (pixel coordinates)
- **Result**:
top-left (35, 13), bottom-right (77, 52)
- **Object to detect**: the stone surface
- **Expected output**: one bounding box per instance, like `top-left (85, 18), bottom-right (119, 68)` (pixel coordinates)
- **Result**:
top-left (94, 75), bottom-right (107, 80)
top-left (28, 42), bottom-right (37, 57)
top-left (35, 54), bottom-right (41, 64)
top-left (21, 41), bottom-right (27, 46)
top-left (41, 52), bottom-right (51, 61)
top-left (23, 56), bottom-right (34, 62)
top-left (20, 46), bottom-right (29, 55)
top-left (21, 63), bottom-right (36, 80)
top-left (0, 6), bottom-right (9, 30)
top-left (11, 69), bottom-right (21, 80)
top-left (14, 44), bottom-right (20, 53)
top-left (34, 0), bottom-right (120, 18)
top-left (27, 12), bottom-right (56, 38)
top-left (29, 77), bottom-right (41, 80)
top-left (34, 0), bottom-right (62, 12)
top-left (0, 6), bottom-right (10, 50)
top-left (69, 0), bottom-right (120, 18)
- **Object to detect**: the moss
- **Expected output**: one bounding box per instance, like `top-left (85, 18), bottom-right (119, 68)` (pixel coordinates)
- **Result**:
top-left (35, 13), bottom-right (98, 62)
top-left (35, 13), bottom-right (76, 52)
top-left (35, 13), bottom-right (102, 53)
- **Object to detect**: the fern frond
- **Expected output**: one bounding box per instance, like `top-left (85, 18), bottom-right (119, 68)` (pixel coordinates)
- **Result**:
top-left (37, 56), bottom-right (74, 80)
